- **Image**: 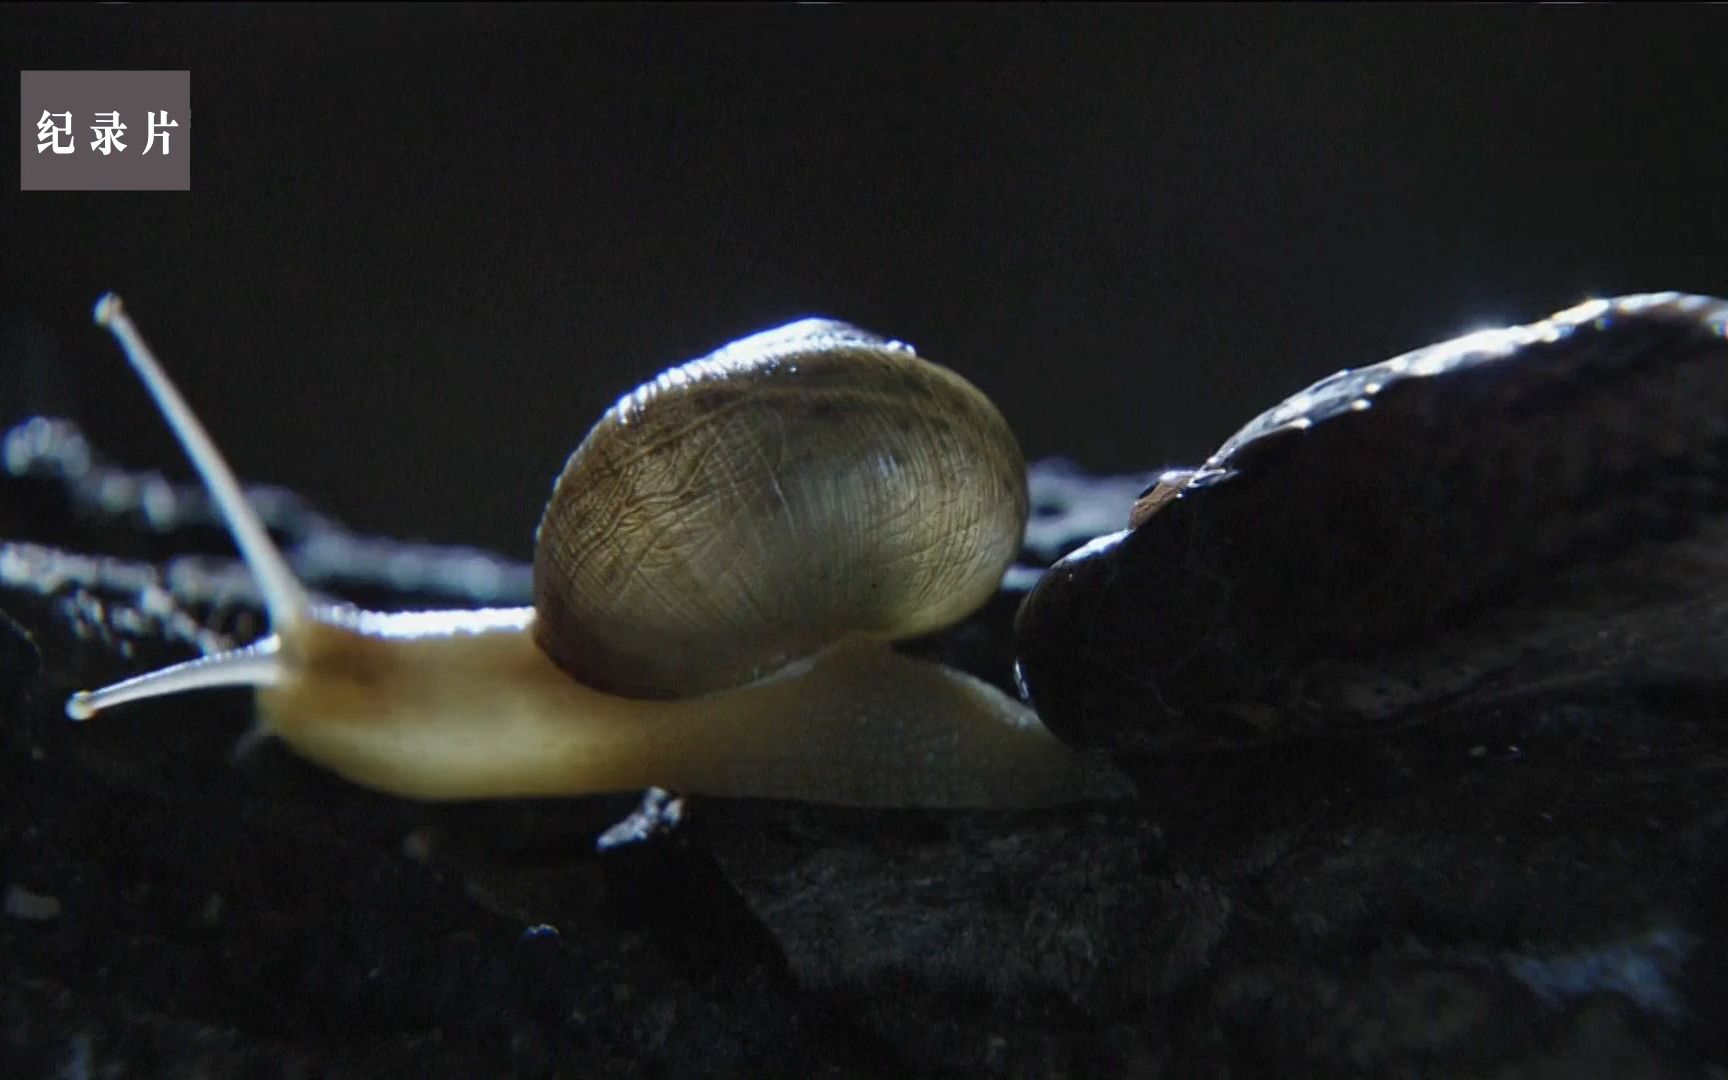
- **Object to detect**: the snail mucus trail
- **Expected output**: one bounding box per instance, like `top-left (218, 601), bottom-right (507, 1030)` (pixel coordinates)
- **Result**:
top-left (66, 295), bottom-right (1124, 808)
top-left (1015, 292), bottom-right (1728, 758)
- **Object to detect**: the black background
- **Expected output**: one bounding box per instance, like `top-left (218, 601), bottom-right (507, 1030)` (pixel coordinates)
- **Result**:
top-left (4, 5), bottom-right (1726, 558)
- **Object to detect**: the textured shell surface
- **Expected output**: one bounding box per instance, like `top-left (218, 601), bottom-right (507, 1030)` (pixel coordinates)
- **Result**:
top-left (1015, 293), bottom-right (1728, 755)
top-left (535, 318), bottom-right (1029, 699)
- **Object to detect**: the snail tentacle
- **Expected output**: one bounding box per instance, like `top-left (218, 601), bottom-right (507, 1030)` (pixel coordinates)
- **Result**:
top-left (67, 637), bottom-right (283, 721)
top-left (91, 294), bottom-right (311, 627)
top-left (67, 295), bottom-right (304, 722)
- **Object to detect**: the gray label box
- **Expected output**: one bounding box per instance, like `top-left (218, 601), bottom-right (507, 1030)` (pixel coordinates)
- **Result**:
top-left (21, 70), bottom-right (191, 191)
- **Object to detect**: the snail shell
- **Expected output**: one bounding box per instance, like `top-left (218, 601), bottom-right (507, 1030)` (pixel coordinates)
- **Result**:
top-left (1015, 293), bottom-right (1728, 755)
top-left (534, 319), bottom-right (1029, 699)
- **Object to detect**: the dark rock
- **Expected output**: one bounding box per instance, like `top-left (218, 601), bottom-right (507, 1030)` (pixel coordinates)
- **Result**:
top-left (3, 405), bottom-right (1724, 1076)
top-left (1017, 293), bottom-right (1728, 756)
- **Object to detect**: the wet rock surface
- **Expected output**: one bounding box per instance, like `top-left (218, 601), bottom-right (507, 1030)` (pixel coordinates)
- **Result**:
top-left (1018, 295), bottom-right (1728, 760)
top-left (2, 419), bottom-right (1724, 1077)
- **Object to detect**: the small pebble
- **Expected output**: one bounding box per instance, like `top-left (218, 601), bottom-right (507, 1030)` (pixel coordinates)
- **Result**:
top-left (4, 883), bottom-right (63, 921)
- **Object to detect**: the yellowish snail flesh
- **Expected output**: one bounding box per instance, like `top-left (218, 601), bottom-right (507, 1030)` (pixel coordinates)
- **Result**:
top-left (66, 296), bottom-right (1124, 808)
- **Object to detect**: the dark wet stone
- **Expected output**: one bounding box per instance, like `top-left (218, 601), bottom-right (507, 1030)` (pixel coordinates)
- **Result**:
top-left (1017, 293), bottom-right (1728, 757)
top-left (3, 407), bottom-right (1725, 1076)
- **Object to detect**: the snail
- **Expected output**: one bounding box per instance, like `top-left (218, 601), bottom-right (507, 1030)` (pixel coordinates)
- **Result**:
top-left (1014, 292), bottom-right (1728, 757)
top-left (65, 295), bottom-right (1125, 808)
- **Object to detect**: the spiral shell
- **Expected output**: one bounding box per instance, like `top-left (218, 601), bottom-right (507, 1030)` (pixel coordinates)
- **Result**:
top-left (533, 319), bottom-right (1028, 699)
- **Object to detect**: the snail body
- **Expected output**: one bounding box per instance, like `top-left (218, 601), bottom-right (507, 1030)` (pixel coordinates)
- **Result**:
top-left (1015, 293), bottom-right (1728, 756)
top-left (67, 297), bottom-right (1122, 808)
